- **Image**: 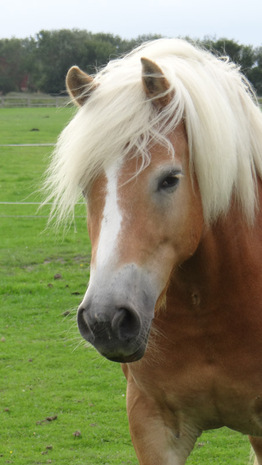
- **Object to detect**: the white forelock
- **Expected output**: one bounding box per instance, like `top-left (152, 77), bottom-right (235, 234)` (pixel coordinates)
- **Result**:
top-left (44, 38), bottom-right (262, 224)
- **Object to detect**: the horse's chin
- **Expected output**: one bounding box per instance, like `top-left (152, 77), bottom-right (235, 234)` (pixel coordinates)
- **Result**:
top-left (101, 350), bottom-right (145, 363)
top-left (101, 346), bottom-right (146, 363)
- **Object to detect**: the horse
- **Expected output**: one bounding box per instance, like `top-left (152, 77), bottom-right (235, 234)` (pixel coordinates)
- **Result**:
top-left (44, 38), bottom-right (262, 464)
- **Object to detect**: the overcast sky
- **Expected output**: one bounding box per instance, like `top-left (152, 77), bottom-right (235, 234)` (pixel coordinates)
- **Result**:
top-left (1, 0), bottom-right (261, 46)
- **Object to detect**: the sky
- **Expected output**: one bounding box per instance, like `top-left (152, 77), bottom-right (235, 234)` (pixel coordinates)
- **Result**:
top-left (1, 0), bottom-right (262, 47)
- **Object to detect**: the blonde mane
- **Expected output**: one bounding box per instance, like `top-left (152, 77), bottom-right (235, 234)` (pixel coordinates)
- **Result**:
top-left (44, 38), bottom-right (262, 224)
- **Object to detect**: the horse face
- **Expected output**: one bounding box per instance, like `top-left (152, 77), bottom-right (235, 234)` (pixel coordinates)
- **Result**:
top-left (77, 125), bottom-right (203, 362)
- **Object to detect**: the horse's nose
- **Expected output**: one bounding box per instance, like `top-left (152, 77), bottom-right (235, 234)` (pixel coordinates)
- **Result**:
top-left (77, 304), bottom-right (141, 348)
top-left (77, 264), bottom-right (158, 361)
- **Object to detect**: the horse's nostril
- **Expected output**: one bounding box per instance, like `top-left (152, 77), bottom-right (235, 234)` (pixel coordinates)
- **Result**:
top-left (112, 307), bottom-right (141, 342)
top-left (77, 307), bottom-right (95, 343)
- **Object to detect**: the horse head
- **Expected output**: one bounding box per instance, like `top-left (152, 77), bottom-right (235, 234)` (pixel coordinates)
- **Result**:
top-left (67, 59), bottom-right (203, 362)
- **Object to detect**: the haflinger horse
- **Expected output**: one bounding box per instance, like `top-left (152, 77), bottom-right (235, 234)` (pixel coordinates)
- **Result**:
top-left (45, 39), bottom-right (262, 464)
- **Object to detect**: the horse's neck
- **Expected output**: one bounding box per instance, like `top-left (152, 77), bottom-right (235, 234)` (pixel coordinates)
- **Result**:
top-left (170, 183), bottom-right (262, 312)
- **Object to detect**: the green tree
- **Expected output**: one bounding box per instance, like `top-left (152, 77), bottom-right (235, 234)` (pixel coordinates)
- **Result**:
top-left (246, 46), bottom-right (262, 95)
top-left (34, 30), bottom-right (119, 94)
top-left (201, 37), bottom-right (255, 69)
top-left (200, 37), bottom-right (261, 93)
top-left (0, 38), bottom-right (26, 94)
top-left (0, 31), bottom-right (261, 95)
top-left (34, 30), bottom-right (164, 93)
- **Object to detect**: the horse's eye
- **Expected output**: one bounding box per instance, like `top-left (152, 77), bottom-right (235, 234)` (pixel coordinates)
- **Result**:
top-left (158, 172), bottom-right (182, 192)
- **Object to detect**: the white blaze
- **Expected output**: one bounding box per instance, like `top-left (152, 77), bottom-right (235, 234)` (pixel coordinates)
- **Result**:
top-left (95, 162), bottom-right (122, 270)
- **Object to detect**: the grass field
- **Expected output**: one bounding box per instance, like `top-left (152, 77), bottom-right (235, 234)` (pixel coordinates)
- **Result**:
top-left (0, 107), bottom-right (252, 464)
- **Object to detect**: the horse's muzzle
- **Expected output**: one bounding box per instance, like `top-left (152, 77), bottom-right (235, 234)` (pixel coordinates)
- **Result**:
top-left (77, 264), bottom-right (157, 362)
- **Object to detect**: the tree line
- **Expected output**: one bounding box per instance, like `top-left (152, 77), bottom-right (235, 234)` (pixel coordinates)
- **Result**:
top-left (0, 29), bottom-right (261, 95)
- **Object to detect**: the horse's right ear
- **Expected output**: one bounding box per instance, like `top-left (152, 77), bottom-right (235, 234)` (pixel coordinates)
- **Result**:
top-left (66, 66), bottom-right (96, 106)
top-left (141, 57), bottom-right (172, 109)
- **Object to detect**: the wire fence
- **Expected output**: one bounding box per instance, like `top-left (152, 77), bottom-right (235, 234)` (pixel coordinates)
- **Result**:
top-left (0, 143), bottom-right (86, 219)
top-left (0, 203), bottom-right (86, 219)
top-left (0, 143), bottom-right (55, 147)
top-left (0, 201), bottom-right (86, 219)
top-left (0, 95), bottom-right (70, 108)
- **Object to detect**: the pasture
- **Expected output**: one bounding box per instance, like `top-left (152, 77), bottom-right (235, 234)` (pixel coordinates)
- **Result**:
top-left (0, 107), bottom-right (251, 464)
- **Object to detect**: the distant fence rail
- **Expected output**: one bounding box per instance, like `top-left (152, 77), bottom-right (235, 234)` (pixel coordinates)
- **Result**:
top-left (1, 94), bottom-right (261, 109)
top-left (0, 143), bottom-right (55, 147)
top-left (0, 95), bottom-right (70, 108)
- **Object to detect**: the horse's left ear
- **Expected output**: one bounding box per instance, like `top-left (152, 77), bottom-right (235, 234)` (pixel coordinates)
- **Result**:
top-left (66, 66), bottom-right (96, 106)
top-left (141, 57), bottom-right (172, 109)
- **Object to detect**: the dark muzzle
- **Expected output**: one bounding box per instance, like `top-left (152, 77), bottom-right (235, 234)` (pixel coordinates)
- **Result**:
top-left (77, 264), bottom-right (157, 362)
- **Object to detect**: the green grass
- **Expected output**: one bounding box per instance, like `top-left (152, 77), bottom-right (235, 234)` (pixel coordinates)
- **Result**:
top-left (0, 108), bottom-right (252, 464)
top-left (0, 107), bottom-right (75, 144)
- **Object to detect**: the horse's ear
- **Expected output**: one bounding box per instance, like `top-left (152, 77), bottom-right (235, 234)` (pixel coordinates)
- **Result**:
top-left (141, 57), bottom-right (172, 109)
top-left (66, 66), bottom-right (96, 106)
